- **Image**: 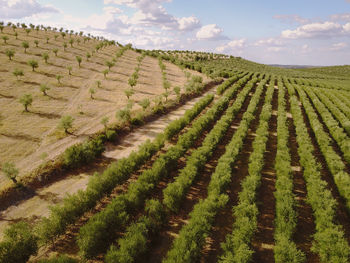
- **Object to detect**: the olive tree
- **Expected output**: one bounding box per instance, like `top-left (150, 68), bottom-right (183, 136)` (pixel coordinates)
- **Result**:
top-left (34, 40), bottom-right (39, 47)
top-left (13, 69), bottom-right (24, 80)
top-left (59, 115), bottom-right (74, 134)
top-left (2, 35), bottom-right (9, 44)
top-left (76, 56), bottom-right (82, 67)
top-left (138, 98), bottom-right (150, 112)
top-left (1, 162), bottom-right (19, 184)
top-left (27, 59), bottom-right (38, 71)
top-left (124, 88), bottom-right (134, 100)
top-left (19, 94), bottom-right (33, 112)
top-left (5, 49), bottom-right (15, 60)
top-left (42, 52), bottom-right (49, 63)
top-left (39, 84), bottom-right (50, 96)
top-left (53, 48), bottom-right (58, 56)
top-left (67, 66), bottom-right (72, 75)
top-left (22, 41), bottom-right (29, 53)
top-left (89, 88), bottom-right (96, 99)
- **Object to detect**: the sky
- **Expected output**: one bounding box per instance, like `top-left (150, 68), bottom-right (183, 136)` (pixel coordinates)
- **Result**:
top-left (1, 0), bottom-right (350, 66)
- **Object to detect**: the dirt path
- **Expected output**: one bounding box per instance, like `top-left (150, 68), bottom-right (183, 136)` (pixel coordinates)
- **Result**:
top-left (285, 91), bottom-right (318, 262)
top-left (199, 84), bottom-right (265, 263)
top-left (251, 87), bottom-right (277, 262)
top-left (0, 84), bottom-right (218, 240)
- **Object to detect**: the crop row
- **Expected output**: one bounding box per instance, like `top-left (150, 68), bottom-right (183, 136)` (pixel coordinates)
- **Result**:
top-left (316, 88), bottom-right (350, 136)
top-left (294, 85), bottom-right (350, 211)
top-left (163, 76), bottom-right (269, 263)
top-left (218, 77), bottom-right (274, 262)
top-left (76, 77), bottom-right (245, 259)
top-left (286, 82), bottom-right (350, 262)
top-left (273, 79), bottom-right (304, 262)
top-left (336, 90), bottom-right (350, 109)
top-left (216, 71), bottom-right (249, 95)
top-left (217, 72), bottom-right (255, 95)
top-left (103, 72), bottom-right (262, 263)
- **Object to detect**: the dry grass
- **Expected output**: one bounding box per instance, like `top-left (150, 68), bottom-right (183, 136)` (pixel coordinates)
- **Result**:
top-left (0, 26), bottom-right (208, 188)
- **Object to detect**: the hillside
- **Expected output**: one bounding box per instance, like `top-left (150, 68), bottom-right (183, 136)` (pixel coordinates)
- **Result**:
top-left (0, 24), bottom-right (208, 191)
top-left (0, 23), bottom-right (350, 263)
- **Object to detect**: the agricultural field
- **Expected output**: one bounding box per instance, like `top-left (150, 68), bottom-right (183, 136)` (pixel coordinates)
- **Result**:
top-left (0, 23), bottom-right (350, 263)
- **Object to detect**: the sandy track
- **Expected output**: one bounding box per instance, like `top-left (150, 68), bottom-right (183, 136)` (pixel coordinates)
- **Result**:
top-left (0, 84), bottom-right (218, 240)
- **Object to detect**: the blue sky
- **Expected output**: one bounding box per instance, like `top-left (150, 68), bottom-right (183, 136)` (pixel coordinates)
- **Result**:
top-left (1, 0), bottom-right (350, 65)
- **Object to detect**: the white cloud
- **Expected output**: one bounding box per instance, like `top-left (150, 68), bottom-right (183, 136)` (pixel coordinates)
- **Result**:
top-left (196, 24), bottom-right (226, 40)
top-left (216, 38), bottom-right (246, 53)
top-left (281, 21), bottom-right (345, 39)
top-left (267, 47), bottom-right (285, 52)
top-left (254, 38), bottom-right (283, 46)
top-left (177, 16), bottom-right (200, 31)
top-left (103, 6), bottom-right (123, 14)
top-left (331, 42), bottom-right (348, 50)
top-left (0, 0), bottom-right (59, 19)
top-left (330, 13), bottom-right (350, 22)
top-left (273, 14), bottom-right (310, 25)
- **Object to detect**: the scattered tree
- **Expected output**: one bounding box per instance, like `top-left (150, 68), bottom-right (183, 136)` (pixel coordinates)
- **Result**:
top-left (0, 24), bottom-right (4, 33)
top-left (53, 48), bottom-right (58, 56)
top-left (69, 38), bottom-right (74, 47)
top-left (42, 52), bottom-right (49, 63)
top-left (56, 75), bottom-right (62, 84)
top-left (163, 90), bottom-right (170, 102)
top-left (138, 98), bottom-right (150, 111)
top-left (54, 34), bottom-right (58, 40)
top-left (59, 115), bottom-right (74, 134)
top-left (61, 32), bottom-right (66, 38)
top-left (63, 42), bottom-right (67, 51)
top-left (25, 28), bottom-right (31, 35)
top-left (86, 52), bottom-right (91, 61)
top-left (2, 35), bottom-right (9, 44)
top-left (46, 37), bottom-right (50, 44)
top-left (40, 84), bottom-right (50, 96)
top-left (96, 80), bottom-right (101, 88)
top-left (1, 162), bottom-right (19, 184)
top-left (5, 49), bottom-right (15, 60)
top-left (27, 59), bottom-right (38, 71)
top-left (173, 86), bottom-right (181, 100)
top-left (102, 69), bottom-right (109, 79)
top-left (76, 56), bottom-right (82, 67)
top-left (67, 66), bottom-right (72, 75)
top-left (116, 108), bottom-right (131, 124)
top-left (124, 88), bottom-right (134, 100)
top-left (34, 40), bottom-right (39, 47)
top-left (14, 32), bottom-right (18, 39)
top-left (101, 116), bottom-right (109, 131)
top-left (19, 94), bottom-right (33, 112)
top-left (105, 61), bottom-right (115, 70)
top-left (13, 69), bottom-right (24, 80)
top-left (22, 41), bottom-right (29, 53)
top-left (89, 88), bottom-right (96, 99)
top-left (128, 77), bottom-right (137, 88)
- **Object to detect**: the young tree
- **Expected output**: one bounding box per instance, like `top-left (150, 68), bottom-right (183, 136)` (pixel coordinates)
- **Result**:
top-left (101, 116), bottom-right (109, 131)
top-left (63, 42), bottom-right (67, 51)
top-left (54, 34), bottom-right (58, 40)
top-left (1, 162), bottom-right (19, 184)
top-left (124, 88), bottom-right (134, 100)
top-left (19, 94), bottom-right (33, 112)
top-left (76, 56), bottom-right (82, 67)
top-left (22, 41), bottom-right (29, 53)
top-left (67, 66), bottom-right (72, 75)
top-left (59, 115), bottom-right (74, 134)
top-left (27, 59), bottom-right (38, 71)
top-left (173, 86), bottom-right (181, 100)
top-left (86, 52), bottom-right (91, 61)
top-left (163, 90), bottom-right (170, 102)
top-left (5, 49), bottom-right (15, 60)
top-left (77, 39), bottom-right (81, 45)
top-left (25, 28), bottom-right (31, 35)
top-left (53, 48), bottom-right (58, 56)
top-left (12, 24), bottom-right (17, 32)
top-left (69, 38), bottom-right (74, 47)
top-left (42, 52), bottom-right (49, 63)
top-left (89, 88), bottom-right (96, 99)
top-left (128, 76), bottom-right (137, 88)
top-left (102, 69), bottom-right (109, 79)
top-left (61, 32), bottom-right (66, 38)
top-left (138, 98), bottom-right (150, 111)
top-left (116, 107), bottom-right (131, 124)
top-left (46, 37), bottom-right (50, 44)
top-left (13, 69), bottom-right (24, 80)
top-left (0, 24), bottom-right (4, 33)
top-left (2, 35), bottom-right (9, 44)
top-left (14, 32), bottom-right (18, 39)
top-left (163, 80), bottom-right (170, 91)
top-left (105, 61), bottom-right (115, 70)
top-left (56, 75), bottom-right (62, 84)
top-left (39, 84), bottom-right (50, 96)
top-left (34, 40), bottom-right (39, 47)
top-left (96, 80), bottom-right (101, 88)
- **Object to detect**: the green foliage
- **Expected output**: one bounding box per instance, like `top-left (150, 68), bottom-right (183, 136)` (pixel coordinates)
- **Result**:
top-left (124, 88), bottom-right (134, 99)
top-left (138, 98), bottom-right (150, 111)
top-left (13, 68), bottom-right (24, 80)
top-left (116, 107), bottom-right (131, 124)
top-left (0, 222), bottom-right (38, 263)
top-left (103, 69), bottom-right (109, 79)
top-left (67, 66), bottom-right (72, 75)
top-left (86, 52), bottom-right (91, 61)
top-left (40, 84), bottom-right (50, 96)
top-left (76, 56), bottom-right (82, 67)
top-left (56, 75), bottom-right (63, 84)
top-left (1, 35), bottom-right (9, 44)
top-left (19, 94), bottom-right (33, 111)
top-left (89, 87), bottom-right (96, 99)
top-left (1, 162), bottom-right (19, 184)
top-left (63, 137), bottom-right (105, 168)
top-left (128, 76), bottom-right (137, 88)
top-left (34, 40), bottom-right (39, 47)
top-left (22, 41), bottom-right (29, 53)
top-left (27, 59), bottom-right (38, 71)
top-left (5, 49), bottom-right (15, 60)
top-left (105, 60), bottom-right (115, 70)
top-left (101, 116), bottom-right (109, 130)
top-left (59, 115), bottom-right (74, 134)
top-left (42, 52), bottom-right (49, 63)
top-left (69, 38), bottom-right (74, 47)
